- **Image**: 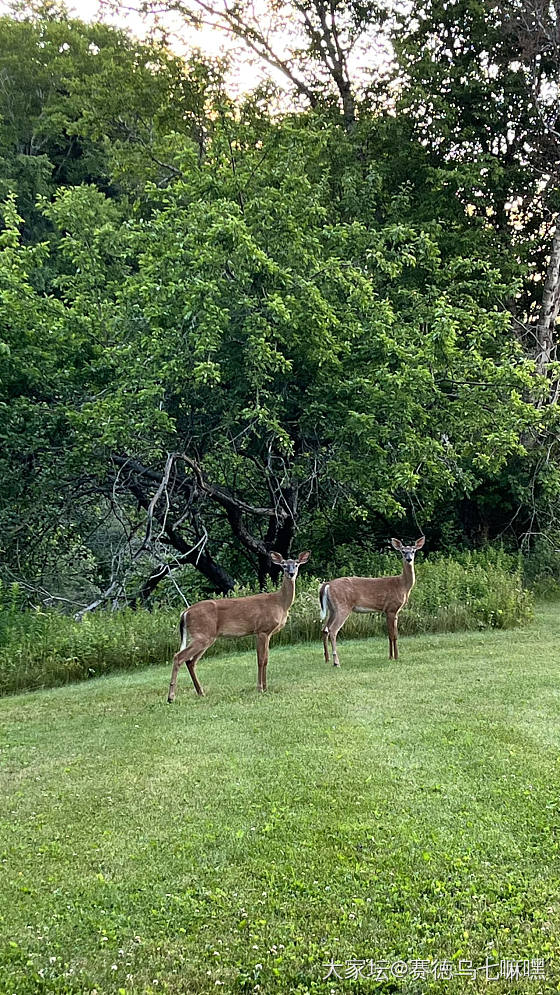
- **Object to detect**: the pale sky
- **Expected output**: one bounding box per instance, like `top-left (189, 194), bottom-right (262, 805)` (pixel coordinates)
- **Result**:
top-left (0, 0), bottom-right (283, 93)
top-left (68, 0), bottom-right (290, 94)
top-left (0, 0), bottom-right (393, 101)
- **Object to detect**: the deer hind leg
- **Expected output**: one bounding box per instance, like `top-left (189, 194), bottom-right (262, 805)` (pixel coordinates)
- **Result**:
top-left (320, 585), bottom-right (332, 663)
top-left (256, 633), bottom-right (271, 692)
top-left (167, 610), bottom-right (189, 702)
top-left (386, 611), bottom-right (398, 660)
top-left (167, 650), bottom-right (184, 703)
top-left (322, 613), bottom-right (334, 663)
top-left (167, 636), bottom-right (214, 702)
top-left (186, 646), bottom-right (209, 696)
top-left (328, 610), bottom-right (351, 668)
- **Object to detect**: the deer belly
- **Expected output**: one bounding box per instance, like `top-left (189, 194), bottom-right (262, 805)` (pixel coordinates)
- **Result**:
top-left (220, 619), bottom-right (255, 637)
top-left (353, 606), bottom-right (377, 614)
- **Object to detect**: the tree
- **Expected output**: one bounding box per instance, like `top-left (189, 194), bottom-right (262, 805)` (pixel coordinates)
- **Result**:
top-left (0, 4), bottom-right (215, 237)
top-left (1, 103), bottom-right (544, 602)
top-left (395, 0), bottom-right (560, 380)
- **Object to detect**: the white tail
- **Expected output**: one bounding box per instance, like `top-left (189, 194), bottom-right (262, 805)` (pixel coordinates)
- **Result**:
top-left (167, 551), bottom-right (311, 701)
top-left (179, 610), bottom-right (188, 651)
top-left (319, 583), bottom-right (330, 620)
top-left (321, 537), bottom-right (425, 666)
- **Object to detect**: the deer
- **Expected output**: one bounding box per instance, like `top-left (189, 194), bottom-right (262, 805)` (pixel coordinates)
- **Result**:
top-left (319, 537), bottom-right (425, 666)
top-left (167, 551), bottom-right (311, 702)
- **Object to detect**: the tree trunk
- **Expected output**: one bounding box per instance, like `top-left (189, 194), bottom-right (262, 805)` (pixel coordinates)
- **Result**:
top-left (340, 80), bottom-right (356, 132)
top-left (536, 221), bottom-right (560, 375)
top-left (126, 478), bottom-right (236, 595)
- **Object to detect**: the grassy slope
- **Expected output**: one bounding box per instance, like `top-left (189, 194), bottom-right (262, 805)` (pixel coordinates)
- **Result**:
top-left (1, 607), bottom-right (559, 995)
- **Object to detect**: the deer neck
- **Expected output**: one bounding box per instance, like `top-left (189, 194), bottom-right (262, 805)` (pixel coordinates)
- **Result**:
top-left (401, 559), bottom-right (415, 593)
top-left (278, 573), bottom-right (296, 612)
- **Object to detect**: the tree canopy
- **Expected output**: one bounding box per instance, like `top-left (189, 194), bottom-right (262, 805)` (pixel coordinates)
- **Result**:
top-left (1, 1), bottom-right (559, 609)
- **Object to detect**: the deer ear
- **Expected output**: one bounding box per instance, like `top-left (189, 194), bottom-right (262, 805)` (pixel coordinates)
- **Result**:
top-left (391, 538), bottom-right (403, 550)
top-left (297, 551), bottom-right (311, 563)
top-left (270, 551), bottom-right (284, 565)
top-left (415, 536), bottom-right (426, 550)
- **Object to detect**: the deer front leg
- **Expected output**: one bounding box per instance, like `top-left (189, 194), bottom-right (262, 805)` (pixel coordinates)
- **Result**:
top-left (386, 612), bottom-right (397, 660)
top-left (256, 633), bottom-right (270, 692)
top-left (393, 612), bottom-right (399, 660)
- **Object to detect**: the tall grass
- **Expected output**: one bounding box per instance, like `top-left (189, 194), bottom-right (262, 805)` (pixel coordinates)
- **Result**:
top-left (0, 551), bottom-right (533, 696)
top-left (278, 550), bottom-right (533, 643)
top-left (0, 597), bottom-right (179, 696)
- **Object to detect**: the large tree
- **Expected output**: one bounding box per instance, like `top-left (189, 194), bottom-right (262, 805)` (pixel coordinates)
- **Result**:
top-left (1, 106), bottom-right (542, 603)
top-left (107, 0), bottom-right (397, 130)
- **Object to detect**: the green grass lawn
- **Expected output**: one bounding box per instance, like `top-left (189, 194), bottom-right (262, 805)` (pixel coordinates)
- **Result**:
top-left (1, 607), bottom-right (559, 994)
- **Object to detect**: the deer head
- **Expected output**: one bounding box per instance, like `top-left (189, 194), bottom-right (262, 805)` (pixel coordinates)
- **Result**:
top-left (391, 536), bottom-right (425, 563)
top-left (270, 550), bottom-right (311, 579)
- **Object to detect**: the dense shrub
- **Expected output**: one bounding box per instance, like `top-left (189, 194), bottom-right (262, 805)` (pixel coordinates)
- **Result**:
top-left (0, 552), bottom-right (534, 696)
top-left (0, 598), bottom-right (179, 696)
top-left (520, 538), bottom-right (560, 599)
top-left (281, 550), bottom-right (533, 642)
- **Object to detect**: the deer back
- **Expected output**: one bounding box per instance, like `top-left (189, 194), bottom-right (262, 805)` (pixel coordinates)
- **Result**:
top-left (188, 588), bottom-right (291, 639)
top-left (329, 575), bottom-right (411, 614)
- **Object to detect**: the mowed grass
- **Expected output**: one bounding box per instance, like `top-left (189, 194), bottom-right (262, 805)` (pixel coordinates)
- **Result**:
top-left (1, 607), bottom-right (559, 995)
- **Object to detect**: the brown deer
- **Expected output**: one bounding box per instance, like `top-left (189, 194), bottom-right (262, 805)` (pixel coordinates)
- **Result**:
top-left (167, 551), bottom-right (311, 701)
top-left (319, 537), bottom-right (425, 666)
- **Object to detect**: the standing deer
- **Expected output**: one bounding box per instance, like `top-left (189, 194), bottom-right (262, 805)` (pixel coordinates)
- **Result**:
top-left (167, 551), bottom-right (311, 701)
top-left (319, 537), bottom-right (425, 666)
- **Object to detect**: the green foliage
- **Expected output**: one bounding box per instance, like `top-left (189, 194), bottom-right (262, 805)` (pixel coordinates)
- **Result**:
top-left (0, 554), bottom-right (533, 696)
top-left (0, 580), bottom-right (26, 647)
top-left (0, 11), bottom-right (212, 224)
top-left (0, 606), bottom-right (178, 696)
top-left (0, 4), bottom-right (558, 606)
top-left (1, 109), bottom-right (545, 590)
top-left (520, 538), bottom-right (560, 600)
top-left (393, 0), bottom-right (560, 333)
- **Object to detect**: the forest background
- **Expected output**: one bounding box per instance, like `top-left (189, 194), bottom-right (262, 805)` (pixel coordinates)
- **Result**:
top-left (1, 0), bottom-right (560, 679)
